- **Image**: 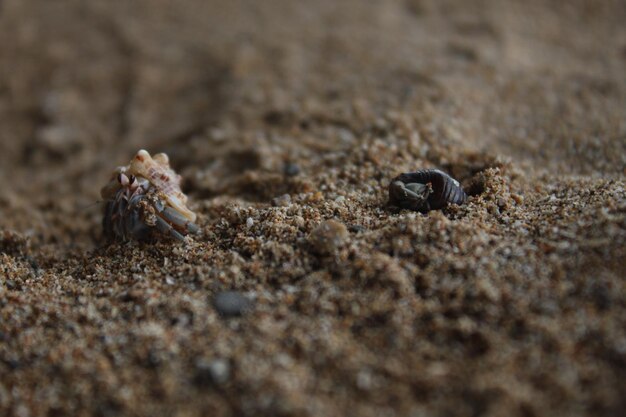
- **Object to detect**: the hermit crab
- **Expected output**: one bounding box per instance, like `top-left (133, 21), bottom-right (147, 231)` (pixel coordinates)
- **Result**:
top-left (101, 150), bottom-right (199, 242)
top-left (389, 169), bottom-right (467, 212)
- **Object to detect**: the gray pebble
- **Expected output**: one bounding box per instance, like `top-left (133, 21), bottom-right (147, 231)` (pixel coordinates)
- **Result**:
top-left (213, 291), bottom-right (251, 317)
top-left (283, 162), bottom-right (301, 177)
top-left (193, 358), bottom-right (231, 386)
top-left (272, 193), bottom-right (292, 207)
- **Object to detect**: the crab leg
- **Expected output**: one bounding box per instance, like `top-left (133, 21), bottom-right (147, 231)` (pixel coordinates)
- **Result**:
top-left (161, 207), bottom-right (200, 234)
top-left (391, 181), bottom-right (427, 201)
top-left (404, 182), bottom-right (432, 199)
top-left (155, 216), bottom-right (186, 241)
top-left (127, 208), bottom-right (154, 241)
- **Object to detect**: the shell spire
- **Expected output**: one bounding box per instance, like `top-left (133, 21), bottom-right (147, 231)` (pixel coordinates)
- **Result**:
top-left (127, 149), bottom-right (196, 222)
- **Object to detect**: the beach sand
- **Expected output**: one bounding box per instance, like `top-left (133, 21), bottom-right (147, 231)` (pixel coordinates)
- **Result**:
top-left (1, 1), bottom-right (625, 416)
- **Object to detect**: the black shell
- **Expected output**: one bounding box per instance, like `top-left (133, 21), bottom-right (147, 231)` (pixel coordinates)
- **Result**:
top-left (389, 169), bottom-right (467, 212)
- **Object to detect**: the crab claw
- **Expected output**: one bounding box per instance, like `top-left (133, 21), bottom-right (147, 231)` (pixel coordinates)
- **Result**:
top-left (389, 181), bottom-right (432, 211)
top-left (404, 182), bottom-right (432, 200)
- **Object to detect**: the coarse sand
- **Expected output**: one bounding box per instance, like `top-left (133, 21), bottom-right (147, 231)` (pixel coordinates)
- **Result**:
top-left (1, 1), bottom-right (625, 416)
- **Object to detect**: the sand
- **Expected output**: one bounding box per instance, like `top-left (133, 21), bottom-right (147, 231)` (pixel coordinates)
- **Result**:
top-left (0, 1), bottom-right (625, 416)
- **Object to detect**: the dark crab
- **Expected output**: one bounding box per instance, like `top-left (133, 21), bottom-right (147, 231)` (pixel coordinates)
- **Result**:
top-left (389, 169), bottom-right (467, 212)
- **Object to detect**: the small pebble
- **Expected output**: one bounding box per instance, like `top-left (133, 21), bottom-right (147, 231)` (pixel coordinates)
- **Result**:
top-left (246, 217), bottom-right (254, 228)
top-left (193, 358), bottom-right (231, 386)
top-left (283, 162), bottom-right (301, 177)
top-left (213, 291), bottom-right (251, 317)
top-left (308, 219), bottom-right (349, 255)
top-left (349, 224), bottom-right (367, 234)
top-left (272, 194), bottom-right (292, 206)
top-left (356, 369), bottom-right (373, 391)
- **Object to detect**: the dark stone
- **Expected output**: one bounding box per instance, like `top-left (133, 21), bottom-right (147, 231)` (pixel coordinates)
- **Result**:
top-left (143, 349), bottom-right (161, 369)
top-left (283, 162), bottom-right (301, 177)
top-left (3, 358), bottom-right (21, 370)
top-left (348, 224), bottom-right (367, 233)
top-left (590, 283), bottom-right (611, 311)
top-left (213, 291), bottom-right (251, 317)
top-left (264, 109), bottom-right (292, 126)
top-left (94, 399), bottom-right (122, 417)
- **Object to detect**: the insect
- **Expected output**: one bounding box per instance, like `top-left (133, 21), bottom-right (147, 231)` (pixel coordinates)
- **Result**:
top-left (388, 169), bottom-right (467, 212)
top-left (101, 150), bottom-right (199, 242)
